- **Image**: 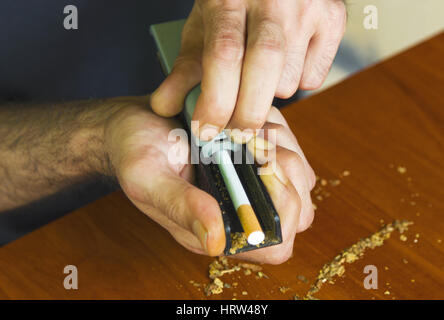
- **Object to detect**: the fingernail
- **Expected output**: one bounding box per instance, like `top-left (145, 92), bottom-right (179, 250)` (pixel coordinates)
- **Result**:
top-left (192, 220), bottom-right (208, 253)
top-left (247, 136), bottom-right (274, 164)
top-left (248, 136), bottom-right (275, 151)
top-left (199, 124), bottom-right (220, 141)
top-left (260, 161), bottom-right (288, 186)
top-left (230, 128), bottom-right (255, 144)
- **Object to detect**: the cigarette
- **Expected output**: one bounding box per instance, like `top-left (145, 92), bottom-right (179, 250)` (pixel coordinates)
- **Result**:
top-left (216, 150), bottom-right (265, 245)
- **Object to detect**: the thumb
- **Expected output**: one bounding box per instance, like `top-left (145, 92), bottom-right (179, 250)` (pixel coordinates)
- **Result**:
top-left (123, 162), bottom-right (225, 256)
top-left (150, 57), bottom-right (202, 117)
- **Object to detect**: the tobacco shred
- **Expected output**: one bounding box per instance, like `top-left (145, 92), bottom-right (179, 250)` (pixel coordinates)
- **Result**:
top-left (304, 220), bottom-right (413, 300)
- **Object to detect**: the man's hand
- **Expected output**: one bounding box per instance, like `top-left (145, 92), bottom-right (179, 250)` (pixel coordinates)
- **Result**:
top-left (0, 95), bottom-right (314, 264)
top-left (151, 0), bottom-right (346, 142)
top-left (106, 100), bottom-right (315, 264)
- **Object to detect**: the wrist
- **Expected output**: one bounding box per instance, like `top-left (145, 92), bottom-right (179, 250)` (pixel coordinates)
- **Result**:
top-left (70, 96), bottom-right (150, 180)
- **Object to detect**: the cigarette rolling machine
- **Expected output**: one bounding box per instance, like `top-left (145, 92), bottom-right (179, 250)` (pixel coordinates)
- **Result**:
top-left (150, 20), bottom-right (282, 255)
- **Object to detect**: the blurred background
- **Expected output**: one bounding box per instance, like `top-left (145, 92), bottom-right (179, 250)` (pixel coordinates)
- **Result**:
top-left (303, 0), bottom-right (444, 98)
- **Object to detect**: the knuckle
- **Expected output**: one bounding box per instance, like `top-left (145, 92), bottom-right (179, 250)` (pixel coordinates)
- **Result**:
top-left (208, 36), bottom-right (244, 65)
top-left (250, 19), bottom-right (285, 53)
top-left (206, 11), bottom-right (245, 65)
top-left (217, 0), bottom-right (243, 10)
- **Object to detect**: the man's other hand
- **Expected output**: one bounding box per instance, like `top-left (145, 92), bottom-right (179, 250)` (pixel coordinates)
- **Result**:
top-left (151, 0), bottom-right (346, 143)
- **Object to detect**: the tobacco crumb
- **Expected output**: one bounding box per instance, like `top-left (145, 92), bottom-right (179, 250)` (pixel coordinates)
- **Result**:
top-left (203, 257), bottom-right (267, 297)
top-left (230, 232), bottom-right (248, 254)
top-left (329, 179), bottom-right (341, 187)
top-left (242, 291), bottom-right (248, 295)
top-left (399, 235), bottom-right (407, 242)
top-left (397, 166), bottom-right (407, 174)
top-left (320, 179), bottom-right (327, 186)
top-left (402, 258), bottom-right (409, 264)
top-left (303, 220), bottom-right (413, 300)
top-left (204, 277), bottom-right (224, 296)
top-left (257, 271), bottom-right (269, 279)
top-left (238, 262), bottom-right (263, 272)
top-left (342, 170), bottom-right (350, 177)
top-left (384, 290), bottom-right (390, 295)
top-left (279, 286), bottom-right (291, 294)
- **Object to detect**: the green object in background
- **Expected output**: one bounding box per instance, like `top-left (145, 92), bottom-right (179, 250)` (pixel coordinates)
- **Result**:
top-left (150, 20), bottom-right (200, 130)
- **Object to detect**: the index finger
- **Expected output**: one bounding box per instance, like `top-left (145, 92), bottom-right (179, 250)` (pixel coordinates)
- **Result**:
top-left (191, 0), bottom-right (246, 141)
top-left (227, 5), bottom-right (286, 141)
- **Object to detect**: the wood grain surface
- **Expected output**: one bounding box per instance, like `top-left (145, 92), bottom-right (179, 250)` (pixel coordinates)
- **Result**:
top-left (0, 33), bottom-right (443, 300)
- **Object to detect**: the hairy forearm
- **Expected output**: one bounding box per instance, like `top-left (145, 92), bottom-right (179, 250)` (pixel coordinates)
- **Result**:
top-left (0, 98), bottom-right (126, 211)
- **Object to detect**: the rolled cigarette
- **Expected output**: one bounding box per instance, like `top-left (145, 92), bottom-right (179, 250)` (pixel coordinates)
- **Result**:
top-left (216, 150), bottom-right (265, 245)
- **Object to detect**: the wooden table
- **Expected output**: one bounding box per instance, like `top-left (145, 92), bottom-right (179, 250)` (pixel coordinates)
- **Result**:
top-left (1, 33), bottom-right (443, 300)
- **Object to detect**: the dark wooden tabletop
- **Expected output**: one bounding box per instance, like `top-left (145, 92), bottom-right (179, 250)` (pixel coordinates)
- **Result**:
top-left (0, 33), bottom-right (443, 300)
